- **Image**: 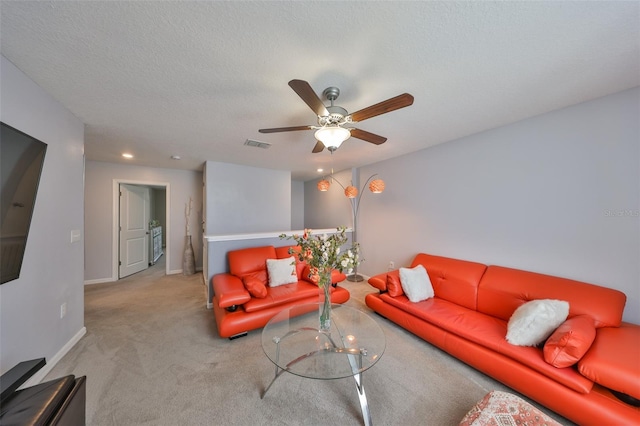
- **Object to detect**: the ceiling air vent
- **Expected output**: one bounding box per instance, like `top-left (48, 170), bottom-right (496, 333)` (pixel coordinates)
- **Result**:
top-left (244, 139), bottom-right (271, 149)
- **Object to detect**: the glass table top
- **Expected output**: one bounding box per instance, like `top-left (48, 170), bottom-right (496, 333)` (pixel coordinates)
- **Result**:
top-left (261, 304), bottom-right (386, 380)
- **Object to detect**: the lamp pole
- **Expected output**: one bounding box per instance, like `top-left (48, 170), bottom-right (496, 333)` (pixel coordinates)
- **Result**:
top-left (328, 173), bottom-right (381, 282)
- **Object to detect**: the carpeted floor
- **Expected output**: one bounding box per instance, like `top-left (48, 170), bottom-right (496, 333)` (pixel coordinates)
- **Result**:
top-left (45, 257), bottom-right (571, 425)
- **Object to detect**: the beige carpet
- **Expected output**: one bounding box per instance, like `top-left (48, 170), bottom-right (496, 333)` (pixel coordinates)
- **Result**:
top-left (45, 257), bottom-right (571, 425)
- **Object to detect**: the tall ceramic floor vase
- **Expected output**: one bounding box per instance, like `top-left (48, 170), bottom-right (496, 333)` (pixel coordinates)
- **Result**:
top-left (318, 270), bottom-right (332, 332)
top-left (183, 235), bottom-right (196, 275)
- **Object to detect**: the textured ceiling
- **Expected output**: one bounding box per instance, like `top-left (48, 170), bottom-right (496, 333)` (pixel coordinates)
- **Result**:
top-left (1, 1), bottom-right (638, 181)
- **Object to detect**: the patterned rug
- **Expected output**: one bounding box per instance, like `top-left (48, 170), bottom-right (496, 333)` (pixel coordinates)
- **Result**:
top-left (459, 390), bottom-right (564, 426)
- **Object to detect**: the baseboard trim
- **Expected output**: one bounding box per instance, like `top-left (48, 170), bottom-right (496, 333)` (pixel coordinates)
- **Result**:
top-left (20, 327), bottom-right (87, 388)
top-left (169, 269), bottom-right (204, 275)
top-left (84, 277), bottom-right (116, 285)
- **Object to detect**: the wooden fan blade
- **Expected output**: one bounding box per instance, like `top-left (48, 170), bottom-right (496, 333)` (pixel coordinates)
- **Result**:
top-left (312, 140), bottom-right (325, 153)
top-left (349, 93), bottom-right (414, 122)
top-left (288, 80), bottom-right (329, 117)
top-left (259, 125), bottom-right (313, 133)
top-left (350, 128), bottom-right (387, 145)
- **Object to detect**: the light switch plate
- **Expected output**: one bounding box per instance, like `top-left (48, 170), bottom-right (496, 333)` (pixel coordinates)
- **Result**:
top-left (71, 229), bottom-right (81, 243)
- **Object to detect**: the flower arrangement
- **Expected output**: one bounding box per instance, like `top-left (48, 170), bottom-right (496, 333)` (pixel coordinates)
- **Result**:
top-left (280, 226), bottom-right (359, 331)
top-left (280, 226), bottom-right (359, 289)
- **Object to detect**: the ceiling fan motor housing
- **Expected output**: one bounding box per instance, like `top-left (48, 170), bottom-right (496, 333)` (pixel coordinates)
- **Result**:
top-left (319, 105), bottom-right (350, 126)
top-left (322, 86), bottom-right (340, 101)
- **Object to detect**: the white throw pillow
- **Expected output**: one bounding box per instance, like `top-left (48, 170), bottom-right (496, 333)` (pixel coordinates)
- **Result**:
top-left (506, 299), bottom-right (570, 346)
top-left (399, 265), bottom-right (434, 303)
top-left (266, 257), bottom-right (298, 287)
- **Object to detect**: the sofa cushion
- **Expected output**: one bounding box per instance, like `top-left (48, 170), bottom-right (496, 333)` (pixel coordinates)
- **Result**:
top-left (275, 245), bottom-right (307, 279)
top-left (578, 323), bottom-right (640, 400)
top-left (400, 265), bottom-right (433, 302)
top-left (410, 253), bottom-right (487, 311)
top-left (228, 245), bottom-right (277, 278)
top-left (386, 270), bottom-right (403, 297)
top-left (379, 293), bottom-right (594, 394)
top-left (477, 266), bottom-right (626, 328)
top-left (266, 257), bottom-right (298, 287)
top-left (543, 315), bottom-right (596, 368)
top-left (240, 269), bottom-right (268, 286)
top-left (242, 277), bottom-right (268, 299)
top-left (506, 299), bottom-right (569, 347)
top-left (243, 281), bottom-right (325, 313)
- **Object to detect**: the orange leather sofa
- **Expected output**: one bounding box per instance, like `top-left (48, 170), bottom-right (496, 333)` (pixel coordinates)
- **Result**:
top-left (366, 253), bottom-right (640, 425)
top-left (212, 245), bottom-right (350, 339)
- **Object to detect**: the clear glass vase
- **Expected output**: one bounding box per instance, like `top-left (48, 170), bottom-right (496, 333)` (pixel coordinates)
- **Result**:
top-left (318, 270), bottom-right (332, 332)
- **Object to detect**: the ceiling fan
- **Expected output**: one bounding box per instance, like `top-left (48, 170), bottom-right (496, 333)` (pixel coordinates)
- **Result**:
top-left (259, 79), bottom-right (414, 153)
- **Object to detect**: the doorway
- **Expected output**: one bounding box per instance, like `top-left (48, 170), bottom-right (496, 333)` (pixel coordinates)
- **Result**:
top-left (112, 179), bottom-right (171, 280)
top-left (119, 184), bottom-right (150, 278)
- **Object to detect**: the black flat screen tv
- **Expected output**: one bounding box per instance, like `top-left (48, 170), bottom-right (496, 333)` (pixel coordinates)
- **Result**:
top-left (1, 122), bottom-right (47, 284)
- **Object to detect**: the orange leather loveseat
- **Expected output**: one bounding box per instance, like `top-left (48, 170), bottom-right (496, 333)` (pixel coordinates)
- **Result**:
top-left (212, 245), bottom-right (350, 339)
top-left (366, 253), bottom-right (640, 425)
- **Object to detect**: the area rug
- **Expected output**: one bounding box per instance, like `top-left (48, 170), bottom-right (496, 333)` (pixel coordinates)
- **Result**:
top-left (459, 390), bottom-right (563, 426)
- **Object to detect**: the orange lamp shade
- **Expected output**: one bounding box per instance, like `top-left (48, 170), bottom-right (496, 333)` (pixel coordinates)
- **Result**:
top-left (344, 185), bottom-right (358, 198)
top-left (317, 179), bottom-right (330, 191)
top-left (369, 179), bottom-right (385, 193)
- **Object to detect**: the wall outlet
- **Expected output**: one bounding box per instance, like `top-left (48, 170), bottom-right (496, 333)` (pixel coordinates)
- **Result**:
top-left (60, 302), bottom-right (67, 319)
top-left (388, 261), bottom-right (395, 271)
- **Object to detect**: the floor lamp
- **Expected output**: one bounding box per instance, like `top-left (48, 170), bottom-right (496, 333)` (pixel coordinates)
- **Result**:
top-left (317, 173), bottom-right (385, 282)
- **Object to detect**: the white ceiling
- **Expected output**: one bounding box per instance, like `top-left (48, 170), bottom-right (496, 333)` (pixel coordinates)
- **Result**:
top-left (1, 1), bottom-right (638, 181)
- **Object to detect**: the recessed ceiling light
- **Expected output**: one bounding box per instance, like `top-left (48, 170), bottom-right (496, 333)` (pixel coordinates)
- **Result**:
top-left (122, 153), bottom-right (133, 159)
top-left (317, 168), bottom-right (324, 173)
top-left (171, 155), bottom-right (181, 160)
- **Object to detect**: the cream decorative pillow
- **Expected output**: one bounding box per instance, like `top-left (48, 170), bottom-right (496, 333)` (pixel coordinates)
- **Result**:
top-left (506, 299), bottom-right (570, 346)
top-left (266, 257), bottom-right (298, 287)
top-left (399, 264), bottom-right (434, 303)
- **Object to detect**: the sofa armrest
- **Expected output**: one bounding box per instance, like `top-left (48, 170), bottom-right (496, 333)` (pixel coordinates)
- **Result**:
top-left (331, 269), bottom-right (347, 284)
top-left (368, 272), bottom-right (390, 292)
top-left (578, 322), bottom-right (640, 401)
top-left (212, 274), bottom-right (251, 308)
top-left (1, 358), bottom-right (46, 402)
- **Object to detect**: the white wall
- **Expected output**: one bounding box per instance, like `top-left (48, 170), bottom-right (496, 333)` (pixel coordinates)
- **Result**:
top-left (84, 161), bottom-right (203, 281)
top-left (307, 88), bottom-right (640, 324)
top-left (204, 161), bottom-right (291, 234)
top-left (0, 56), bottom-right (86, 374)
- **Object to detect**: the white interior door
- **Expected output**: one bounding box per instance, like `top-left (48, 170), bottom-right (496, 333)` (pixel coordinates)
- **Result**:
top-left (119, 184), bottom-right (150, 278)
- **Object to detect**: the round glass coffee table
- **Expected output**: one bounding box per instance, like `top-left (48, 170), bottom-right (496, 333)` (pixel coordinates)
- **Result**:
top-left (261, 303), bottom-right (385, 426)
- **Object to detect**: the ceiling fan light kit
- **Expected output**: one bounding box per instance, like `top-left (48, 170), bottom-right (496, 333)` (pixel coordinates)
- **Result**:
top-left (314, 126), bottom-right (350, 151)
top-left (259, 79), bottom-right (414, 153)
